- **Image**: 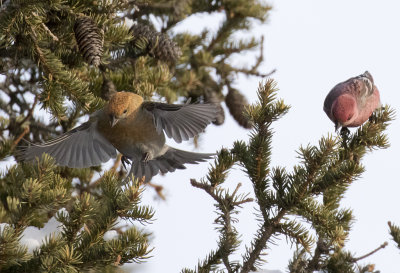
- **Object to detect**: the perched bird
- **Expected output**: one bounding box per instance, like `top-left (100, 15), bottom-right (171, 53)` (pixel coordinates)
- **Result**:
top-left (21, 92), bottom-right (218, 182)
top-left (323, 71), bottom-right (381, 130)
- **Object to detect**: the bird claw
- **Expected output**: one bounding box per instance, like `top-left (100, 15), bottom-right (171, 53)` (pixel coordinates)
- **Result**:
top-left (340, 127), bottom-right (350, 149)
top-left (368, 113), bottom-right (377, 123)
top-left (340, 127), bottom-right (350, 136)
top-left (121, 155), bottom-right (132, 170)
top-left (340, 127), bottom-right (350, 139)
top-left (142, 152), bottom-right (150, 163)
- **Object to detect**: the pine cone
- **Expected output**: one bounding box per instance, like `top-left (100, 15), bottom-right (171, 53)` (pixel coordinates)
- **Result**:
top-left (74, 16), bottom-right (103, 67)
top-left (204, 89), bottom-right (225, 125)
top-left (225, 88), bottom-right (253, 129)
top-left (130, 23), bottom-right (181, 64)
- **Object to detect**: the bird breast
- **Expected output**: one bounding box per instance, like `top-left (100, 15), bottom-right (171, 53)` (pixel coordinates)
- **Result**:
top-left (97, 110), bottom-right (166, 158)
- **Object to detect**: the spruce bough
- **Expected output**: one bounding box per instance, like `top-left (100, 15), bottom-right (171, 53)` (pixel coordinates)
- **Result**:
top-left (0, 0), bottom-right (395, 272)
top-left (184, 80), bottom-right (394, 273)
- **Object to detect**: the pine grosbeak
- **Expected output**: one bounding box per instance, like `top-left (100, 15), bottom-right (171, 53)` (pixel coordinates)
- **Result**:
top-left (323, 71), bottom-right (381, 130)
top-left (22, 92), bottom-right (218, 182)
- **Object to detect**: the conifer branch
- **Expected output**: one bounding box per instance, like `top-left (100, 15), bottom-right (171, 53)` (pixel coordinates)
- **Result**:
top-left (1, 1), bottom-right (393, 272)
top-left (31, 11), bottom-right (59, 42)
top-left (352, 241), bottom-right (388, 263)
top-left (135, 2), bottom-right (176, 11)
top-left (241, 209), bottom-right (286, 273)
top-left (252, 35), bottom-right (265, 73)
top-left (29, 25), bottom-right (52, 78)
top-left (305, 237), bottom-right (330, 272)
top-left (0, 225), bottom-right (30, 269)
top-left (388, 221), bottom-right (400, 249)
top-left (41, 22), bottom-right (59, 42)
top-left (147, 182), bottom-right (165, 200)
top-left (11, 126), bottom-right (29, 149)
top-left (184, 249), bottom-right (222, 273)
top-left (231, 67), bottom-right (277, 78)
top-left (110, 154), bottom-right (122, 173)
top-left (188, 148), bottom-right (251, 272)
top-left (191, 179), bottom-right (251, 272)
top-left (16, 95), bottom-right (38, 128)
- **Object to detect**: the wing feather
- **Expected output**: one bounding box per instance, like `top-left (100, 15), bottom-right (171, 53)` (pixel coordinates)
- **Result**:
top-left (21, 119), bottom-right (116, 168)
top-left (142, 102), bottom-right (218, 143)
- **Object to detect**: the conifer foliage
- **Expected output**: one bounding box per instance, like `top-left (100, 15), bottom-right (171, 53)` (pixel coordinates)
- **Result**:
top-left (185, 80), bottom-right (394, 273)
top-left (0, 0), bottom-right (394, 272)
top-left (389, 221), bottom-right (400, 250)
top-left (0, 0), bottom-right (273, 271)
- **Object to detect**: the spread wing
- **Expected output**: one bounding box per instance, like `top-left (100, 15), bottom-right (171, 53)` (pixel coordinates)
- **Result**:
top-left (142, 101), bottom-right (218, 143)
top-left (20, 119), bottom-right (116, 168)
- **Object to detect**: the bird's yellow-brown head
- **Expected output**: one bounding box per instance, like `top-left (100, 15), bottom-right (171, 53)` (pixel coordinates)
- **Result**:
top-left (106, 91), bottom-right (144, 127)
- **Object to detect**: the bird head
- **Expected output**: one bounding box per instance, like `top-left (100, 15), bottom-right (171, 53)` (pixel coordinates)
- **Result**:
top-left (359, 71), bottom-right (374, 84)
top-left (332, 94), bottom-right (358, 130)
top-left (356, 71), bottom-right (375, 95)
top-left (106, 91), bottom-right (144, 127)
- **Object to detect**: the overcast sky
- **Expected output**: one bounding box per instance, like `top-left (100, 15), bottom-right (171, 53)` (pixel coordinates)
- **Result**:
top-left (15, 1), bottom-right (400, 272)
top-left (135, 1), bottom-right (400, 272)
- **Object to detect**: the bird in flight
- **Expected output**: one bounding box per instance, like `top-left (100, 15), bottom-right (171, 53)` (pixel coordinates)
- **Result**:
top-left (21, 91), bottom-right (219, 182)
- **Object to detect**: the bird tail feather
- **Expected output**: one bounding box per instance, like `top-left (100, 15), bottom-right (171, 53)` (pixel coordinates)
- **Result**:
top-left (127, 148), bottom-right (215, 182)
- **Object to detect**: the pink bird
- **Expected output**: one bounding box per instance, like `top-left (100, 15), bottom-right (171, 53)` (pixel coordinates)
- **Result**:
top-left (323, 71), bottom-right (381, 130)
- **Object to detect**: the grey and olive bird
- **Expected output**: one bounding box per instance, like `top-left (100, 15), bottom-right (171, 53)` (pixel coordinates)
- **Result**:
top-left (21, 92), bottom-right (218, 182)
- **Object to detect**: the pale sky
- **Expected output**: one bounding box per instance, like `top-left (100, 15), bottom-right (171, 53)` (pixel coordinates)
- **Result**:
top-left (136, 1), bottom-right (400, 272)
top-left (14, 1), bottom-right (400, 272)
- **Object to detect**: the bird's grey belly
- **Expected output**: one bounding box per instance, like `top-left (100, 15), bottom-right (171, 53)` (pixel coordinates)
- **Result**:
top-left (97, 111), bottom-right (169, 161)
top-left (116, 137), bottom-right (168, 161)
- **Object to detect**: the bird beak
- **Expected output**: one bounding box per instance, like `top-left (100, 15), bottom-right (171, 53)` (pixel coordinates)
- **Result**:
top-left (110, 115), bottom-right (119, 127)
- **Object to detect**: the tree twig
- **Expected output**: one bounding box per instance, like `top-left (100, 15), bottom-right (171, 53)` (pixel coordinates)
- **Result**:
top-left (41, 22), bottom-right (59, 42)
top-left (230, 66), bottom-right (276, 78)
top-left (191, 178), bottom-right (252, 272)
top-left (90, 154), bottom-right (122, 189)
top-left (305, 237), bottom-right (329, 272)
top-left (240, 209), bottom-right (286, 273)
top-left (28, 24), bottom-right (52, 78)
top-left (11, 126), bottom-right (29, 148)
top-left (147, 182), bottom-right (165, 200)
top-left (352, 241), bottom-right (388, 263)
top-left (190, 179), bottom-right (221, 203)
top-left (191, 179), bottom-right (253, 205)
top-left (251, 35), bottom-right (265, 72)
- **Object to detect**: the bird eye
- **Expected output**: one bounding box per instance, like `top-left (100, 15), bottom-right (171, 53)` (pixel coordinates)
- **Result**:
top-left (123, 109), bottom-right (127, 114)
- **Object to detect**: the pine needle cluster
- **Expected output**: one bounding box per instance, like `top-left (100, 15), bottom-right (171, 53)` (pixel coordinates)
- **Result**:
top-left (0, 0), bottom-right (270, 271)
top-left (0, 154), bottom-right (153, 272)
top-left (0, 0), bottom-right (395, 272)
top-left (185, 80), bottom-right (394, 273)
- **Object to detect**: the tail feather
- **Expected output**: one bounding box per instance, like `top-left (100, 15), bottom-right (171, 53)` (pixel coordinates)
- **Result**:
top-left (167, 148), bottom-right (214, 165)
top-left (127, 148), bottom-right (215, 182)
